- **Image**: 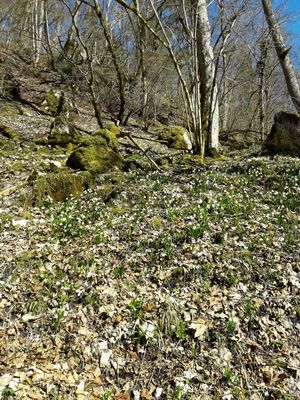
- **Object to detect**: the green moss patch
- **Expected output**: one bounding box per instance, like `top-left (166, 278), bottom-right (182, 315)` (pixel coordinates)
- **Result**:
top-left (157, 125), bottom-right (191, 150)
top-left (0, 139), bottom-right (17, 154)
top-left (104, 121), bottom-right (121, 136)
top-left (0, 124), bottom-right (21, 143)
top-left (67, 143), bottom-right (124, 175)
top-left (124, 154), bottom-right (152, 171)
top-left (47, 116), bottom-right (82, 147)
top-left (92, 129), bottom-right (119, 151)
top-left (34, 171), bottom-right (93, 203)
top-left (41, 89), bottom-right (61, 115)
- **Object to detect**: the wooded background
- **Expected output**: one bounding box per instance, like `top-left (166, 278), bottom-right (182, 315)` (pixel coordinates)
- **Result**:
top-left (0, 0), bottom-right (299, 155)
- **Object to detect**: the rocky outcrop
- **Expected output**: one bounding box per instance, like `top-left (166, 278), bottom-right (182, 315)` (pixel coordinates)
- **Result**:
top-left (157, 125), bottom-right (192, 150)
top-left (34, 171), bottom-right (93, 203)
top-left (263, 111), bottom-right (300, 155)
top-left (67, 130), bottom-right (124, 174)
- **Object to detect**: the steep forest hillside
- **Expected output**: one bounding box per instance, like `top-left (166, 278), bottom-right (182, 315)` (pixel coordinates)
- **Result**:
top-left (0, 68), bottom-right (299, 400)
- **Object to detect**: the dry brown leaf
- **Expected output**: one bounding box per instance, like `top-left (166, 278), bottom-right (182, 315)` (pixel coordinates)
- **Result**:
top-left (141, 388), bottom-right (152, 400)
top-left (113, 393), bottom-right (130, 400)
top-left (190, 318), bottom-right (210, 338)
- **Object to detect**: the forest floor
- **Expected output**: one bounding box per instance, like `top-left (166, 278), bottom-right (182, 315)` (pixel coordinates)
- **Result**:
top-left (0, 81), bottom-right (300, 400)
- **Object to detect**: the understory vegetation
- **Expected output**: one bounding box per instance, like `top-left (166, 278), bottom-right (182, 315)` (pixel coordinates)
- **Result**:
top-left (1, 142), bottom-right (299, 398)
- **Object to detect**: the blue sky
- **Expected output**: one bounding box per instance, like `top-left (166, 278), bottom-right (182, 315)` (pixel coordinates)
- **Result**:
top-left (277, 0), bottom-right (300, 44)
top-left (275, 0), bottom-right (300, 65)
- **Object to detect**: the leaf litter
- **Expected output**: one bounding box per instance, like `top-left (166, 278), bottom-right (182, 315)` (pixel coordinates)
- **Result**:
top-left (0, 130), bottom-right (300, 399)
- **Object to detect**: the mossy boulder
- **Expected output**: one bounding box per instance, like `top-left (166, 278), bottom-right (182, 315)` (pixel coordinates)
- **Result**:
top-left (92, 129), bottom-right (119, 151)
top-left (179, 153), bottom-right (204, 168)
top-left (104, 121), bottom-right (121, 136)
top-left (157, 125), bottom-right (192, 150)
top-left (48, 116), bottom-right (82, 146)
top-left (41, 89), bottom-right (61, 115)
top-left (263, 111), bottom-right (300, 155)
top-left (34, 171), bottom-right (93, 203)
top-left (67, 131), bottom-right (124, 174)
top-left (123, 154), bottom-right (152, 171)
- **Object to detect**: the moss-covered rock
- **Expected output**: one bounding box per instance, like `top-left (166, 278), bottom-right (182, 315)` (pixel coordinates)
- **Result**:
top-left (104, 121), bottom-right (121, 136)
top-left (41, 89), bottom-right (66, 115)
top-left (34, 171), bottom-right (93, 203)
top-left (180, 153), bottom-right (204, 167)
top-left (67, 142), bottom-right (124, 175)
top-left (0, 139), bottom-right (16, 153)
top-left (41, 89), bottom-right (60, 115)
top-left (157, 125), bottom-right (192, 150)
top-left (48, 116), bottom-right (82, 146)
top-left (92, 129), bottom-right (119, 151)
top-left (123, 154), bottom-right (152, 172)
top-left (0, 124), bottom-right (21, 143)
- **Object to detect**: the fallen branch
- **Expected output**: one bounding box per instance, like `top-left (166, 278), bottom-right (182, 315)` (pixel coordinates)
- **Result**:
top-left (125, 133), bottom-right (162, 172)
top-left (0, 170), bottom-right (38, 199)
top-left (0, 181), bottom-right (28, 199)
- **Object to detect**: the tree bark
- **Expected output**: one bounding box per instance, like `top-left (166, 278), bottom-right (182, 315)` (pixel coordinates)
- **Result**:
top-left (261, 0), bottom-right (300, 113)
top-left (93, 0), bottom-right (127, 124)
top-left (193, 0), bottom-right (219, 152)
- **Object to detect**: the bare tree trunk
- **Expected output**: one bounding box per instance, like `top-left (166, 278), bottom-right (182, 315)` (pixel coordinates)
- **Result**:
top-left (32, 0), bottom-right (38, 65)
top-left (261, 0), bottom-right (300, 113)
top-left (93, 0), bottom-right (127, 124)
top-left (134, 0), bottom-right (149, 130)
top-left (217, 0), bottom-right (229, 131)
top-left (32, 0), bottom-right (44, 66)
top-left (44, 0), bottom-right (55, 69)
top-left (257, 37), bottom-right (268, 141)
top-left (62, 0), bottom-right (104, 128)
top-left (193, 0), bottom-right (219, 153)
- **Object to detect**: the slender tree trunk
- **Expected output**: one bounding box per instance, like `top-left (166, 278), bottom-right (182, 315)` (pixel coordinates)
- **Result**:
top-left (194, 0), bottom-right (219, 152)
top-left (218, 0), bottom-right (229, 131)
top-left (32, 0), bottom-right (38, 64)
top-left (93, 0), bottom-right (127, 124)
top-left (134, 0), bottom-right (149, 130)
top-left (32, 0), bottom-right (44, 66)
top-left (44, 0), bottom-right (55, 69)
top-left (261, 0), bottom-right (300, 113)
top-left (257, 38), bottom-right (268, 141)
